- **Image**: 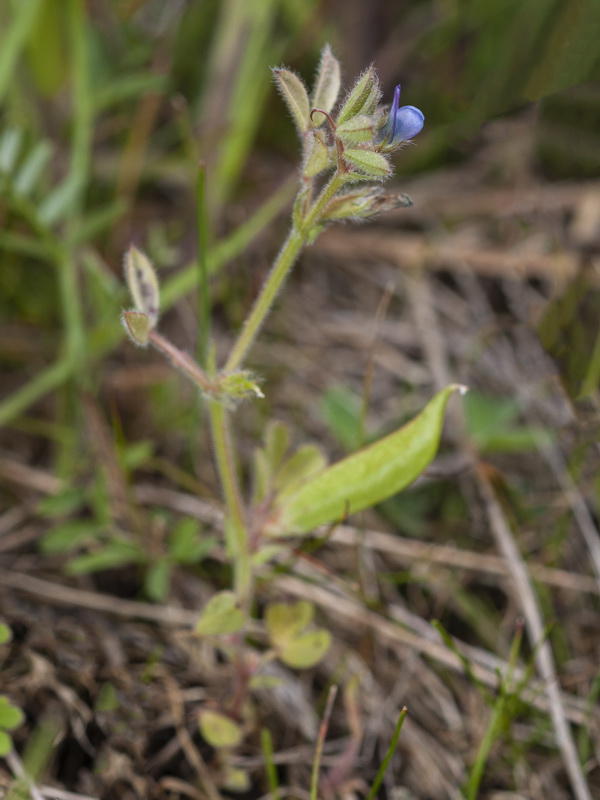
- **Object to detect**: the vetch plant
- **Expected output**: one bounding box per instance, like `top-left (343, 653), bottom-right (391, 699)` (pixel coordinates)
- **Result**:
top-left (121, 45), bottom-right (463, 785)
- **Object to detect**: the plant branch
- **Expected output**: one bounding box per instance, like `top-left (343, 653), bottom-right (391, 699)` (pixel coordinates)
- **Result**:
top-left (208, 399), bottom-right (251, 602)
top-left (224, 169), bottom-right (347, 373)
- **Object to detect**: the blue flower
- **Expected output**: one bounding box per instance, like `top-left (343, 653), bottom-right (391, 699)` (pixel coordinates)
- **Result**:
top-left (378, 85), bottom-right (424, 148)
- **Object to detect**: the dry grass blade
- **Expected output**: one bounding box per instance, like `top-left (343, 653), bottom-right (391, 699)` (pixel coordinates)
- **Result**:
top-left (330, 524), bottom-right (600, 595)
top-left (476, 465), bottom-right (593, 800)
top-left (274, 574), bottom-right (595, 726)
top-left (0, 567), bottom-right (198, 626)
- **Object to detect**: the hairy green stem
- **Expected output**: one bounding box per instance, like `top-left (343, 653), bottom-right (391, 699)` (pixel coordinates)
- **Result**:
top-left (208, 399), bottom-right (251, 602)
top-left (224, 170), bottom-right (347, 373)
top-left (300, 169), bottom-right (347, 233)
top-left (148, 330), bottom-right (213, 393)
top-left (223, 225), bottom-right (304, 373)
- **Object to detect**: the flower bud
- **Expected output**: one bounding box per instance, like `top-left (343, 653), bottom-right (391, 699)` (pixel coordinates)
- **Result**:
top-left (124, 245), bottom-right (160, 329)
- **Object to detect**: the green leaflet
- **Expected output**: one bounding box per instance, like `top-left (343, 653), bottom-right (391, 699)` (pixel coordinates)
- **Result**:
top-left (311, 44), bottom-right (341, 118)
top-left (196, 591), bottom-right (245, 636)
top-left (198, 709), bottom-right (243, 749)
top-left (272, 68), bottom-right (310, 135)
top-left (266, 384), bottom-right (464, 535)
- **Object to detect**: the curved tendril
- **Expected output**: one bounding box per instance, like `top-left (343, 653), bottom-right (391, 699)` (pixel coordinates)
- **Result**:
top-left (310, 107), bottom-right (336, 131)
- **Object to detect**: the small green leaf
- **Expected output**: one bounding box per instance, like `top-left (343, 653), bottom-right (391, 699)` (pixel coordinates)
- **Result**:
top-left (169, 519), bottom-right (215, 564)
top-left (275, 445), bottom-right (327, 497)
top-left (464, 391), bottom-right (553, 453)
top-left (168, 518), bottom-right (199, 560)
top-left (0, 729), bottom-right (11, 756)
top-left (40, 520), bottom-right (104, 554)
top-left (267, 385), bottom-right (464, 535)
top-left (198, 710), bottom-right (243, 748)
top-left (311, 43), bottom-right (341, 117)
top-left (303, 130), bottom-right (331, 177)
top-left (221, 764), bottom-right (251, 792)
top-left (273, 68), bottom-right (310, 134)
top-left (278, 629), bottom-right (331, 669)
top-left (336, 66), bottom-right (380, 124)
top-left (65, 540), bottom-right (142, 575)
top-left (196, 591), bottom-right (245, 636)
top-left (265, 601), bottom-right (314, 645)
top-left (144, 560), bottom-right (171, 602)
top-left (37, 488), bottom-right (86, 518)
top-left (124, 245), bottom-right (160, 327)
top-left (0, 623), bottom-right (13, 645)
top-left (336, 115), bottom-right (374, 144)
top-left (121, 310), bottom-right (152, 347)
top-left (0, 697), bottom-right (24, 731)
top-left (343, 149), bottom-right (391, 179)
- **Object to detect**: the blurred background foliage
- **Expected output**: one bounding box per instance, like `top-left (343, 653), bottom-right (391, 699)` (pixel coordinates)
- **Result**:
top-left (1, 0), bottom-right (600, 458)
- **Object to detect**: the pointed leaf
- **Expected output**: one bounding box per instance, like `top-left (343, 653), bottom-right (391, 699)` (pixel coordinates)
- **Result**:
top-left (124, 245), bottom-right (160, 327)
top-left (121, 310), bottom-right (151, 347)
top-left (169, 519), bottom-right (202, 562)
top-left (273, 68), bottom-right (310, 134)
top-left (278, 630), bottom-right (331, 669)
top-left (267, 385), bottom-right (464, 535)
top-left (196, 591), bottom-right (245, 636)
top-left (336, 67), bottom-right (380, 125)
top-left (41, 520), bottom-right (104, 554)
top-left (336, 115), bottom-right (374, 144)
top-left (312, 44), bottom-right (341, 117)
top-left (303, 130), bottom-right (331, 177)
top-left (343, 149), bottom-right (391, 179)
top-left (65, 540), bottom-right (142, 575)
top-left (265, 601), bottom-right (314, 645)
top-left (198, 710), bottom-right (243, 749)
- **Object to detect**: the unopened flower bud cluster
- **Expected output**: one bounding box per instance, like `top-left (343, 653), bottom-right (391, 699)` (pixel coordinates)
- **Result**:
top-left (273, 45), bottom-right (424, 223)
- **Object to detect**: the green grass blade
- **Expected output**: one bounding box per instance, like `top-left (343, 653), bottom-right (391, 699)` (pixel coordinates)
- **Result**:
top-left (365, 707), bottom-right (408, 800)
top-left (0, 0), bottom-right (43, 105)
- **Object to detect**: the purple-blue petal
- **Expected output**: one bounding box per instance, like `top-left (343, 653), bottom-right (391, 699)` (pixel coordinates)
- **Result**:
top-left (392, 105), bottom-right (424, 142)
top-left (389, 85), bottom-right (402, 140)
